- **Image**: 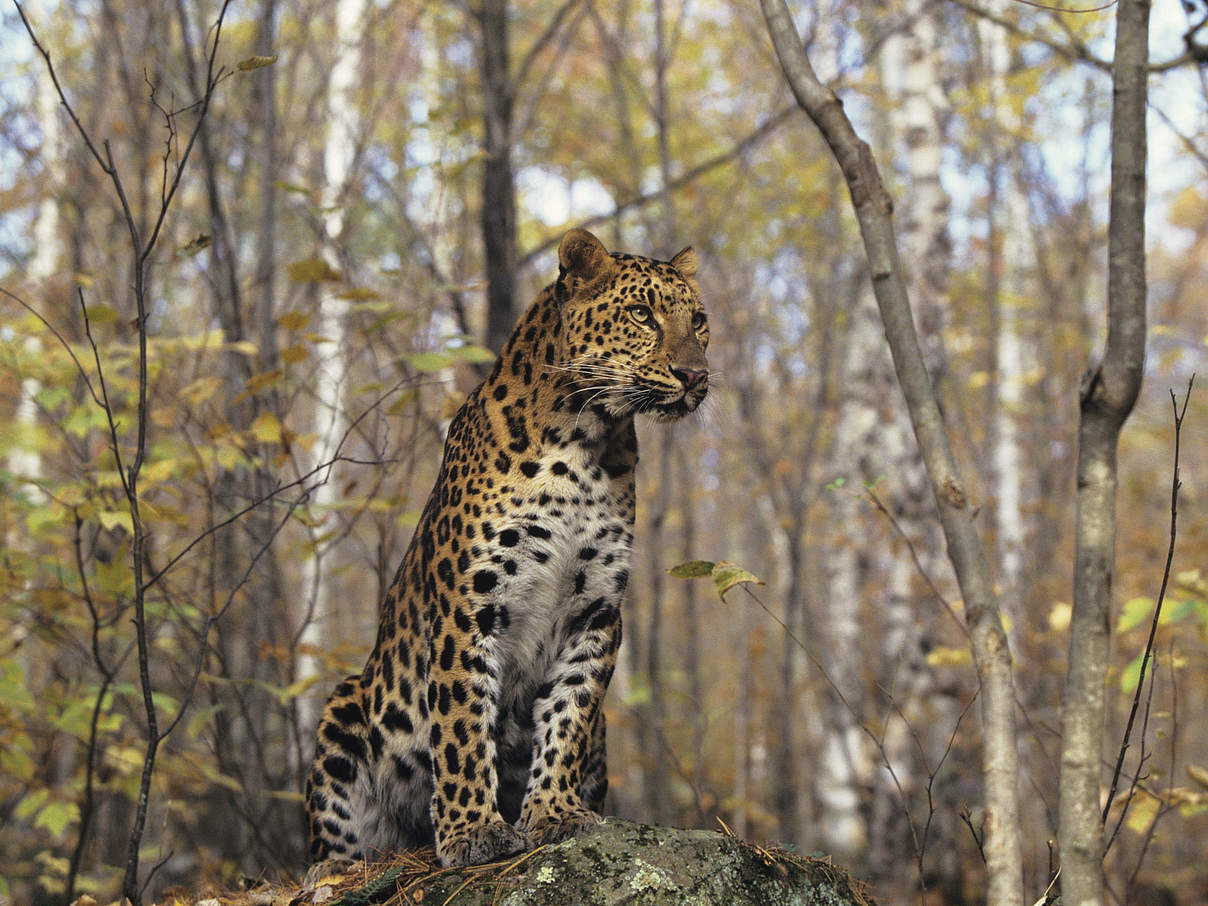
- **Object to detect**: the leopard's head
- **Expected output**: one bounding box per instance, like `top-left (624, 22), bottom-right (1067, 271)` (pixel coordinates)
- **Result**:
top-left (553, 229), bottom-right (709, 422)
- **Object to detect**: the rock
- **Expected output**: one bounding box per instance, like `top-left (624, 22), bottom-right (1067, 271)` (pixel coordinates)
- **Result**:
top-left (317, 818), bottom-right (875, 906)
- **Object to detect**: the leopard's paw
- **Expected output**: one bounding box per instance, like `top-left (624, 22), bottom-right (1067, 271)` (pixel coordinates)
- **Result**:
top-left (437, 819), bottom-right (526, 868)
top-left (520, 804), bottom-right (603, 848)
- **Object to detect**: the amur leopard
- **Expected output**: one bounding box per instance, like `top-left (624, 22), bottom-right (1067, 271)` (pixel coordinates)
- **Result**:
top-left (305, 228), bottom-right (709, 868)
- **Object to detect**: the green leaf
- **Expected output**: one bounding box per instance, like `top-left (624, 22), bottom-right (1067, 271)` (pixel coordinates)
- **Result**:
top-left (237, 54), bottom-right (278, 71)
top-left (1119, 651), bottom-right (1146, 695)
top-left (825, 477), bottom-right (847, 490)
top-left (14, 787), bottom-right (48, 821)
top-left (186, 703), bottom-right (225, 740)
top-left (669, 560), bottom-right (715, 579)
top-left (272, 180), bottom-right (313, 196)
top-left (711, 560), bottom-right (765, 601)
top-left (84, 303), bottom-right (120, 325)
top-left (450, 344), bottom-right (496, 365)
top-left (408, 350), bottom-right (453, 373)
top-left (1117, 596), bottom-right (1155, 634)
top-left (34, 800), bottom-right (79, 837)
top-left (97, 510), bottom-right (132, 533)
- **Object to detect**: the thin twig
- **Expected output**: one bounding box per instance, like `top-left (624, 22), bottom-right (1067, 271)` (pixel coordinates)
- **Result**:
top-left (740, 583), bottom-right (977, 893)
top-left (865, 487), bottom-right (971, 641)
top-left (65, 512), bottom-right (120, 903)
top-left (0, 286), bottom-right (103, 409)
top-left (1105, 653), bottom-right (1158, 854)
top-left (945, 0), bottom-right (1193, 72)
top-left (142, 374), bottom-right (414, 592)
top-left (518, 104), bottom-right (798, 266)
top-left (158, 487), bottom-right (309, 744)
top-left (1102, 376), bottom-right (1194, 825)
top-left (959, 805), bottom-right (986, 864)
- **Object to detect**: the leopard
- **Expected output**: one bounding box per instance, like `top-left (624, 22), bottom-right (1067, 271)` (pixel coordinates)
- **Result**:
top-left (304, 228), bottom-right (709, 869)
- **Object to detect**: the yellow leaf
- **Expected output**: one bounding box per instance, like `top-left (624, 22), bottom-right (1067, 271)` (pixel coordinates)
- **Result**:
top-left (143, 459), bottom-right (178, 485)
top-left (1124, 791), bottom-right (1161, 836)
top-left (338, 287), bottom-right (384, 302)
top-left (226, 340), bottom-right (260, 356)
top-left (1175, 568), bottom-right (1206, 595)
top-left (250, 411), bottom-right (283, 445)
top-left (281, 344), bottom-right (310, 364)
top-left (276, 310), bottom-right (312, 331)
top-left (240, 369), bottom-right (283, 397)
top-left (668, 560), bottom-right (715, 579)
top-left (1117, 597), bottom-right (1155, 634)
top-left (711, 560), bottom-right (765, 601)
top-left (1167, 185), bottom-right (1207, 230)
top-left (287, 258), bottom-right (342, 283)
top-left (925, 646), bottom-right (973, 668)
top-left (151, 406), bottom-right (176, 427)
top-left (1188, 763), bottom-right (1208, 791)
top-left (967, 371), bottom-right (990, 391)
top-left (237, 54), bottom-right (278, 71)
top-left (181, 375), bottom-right (223, 406)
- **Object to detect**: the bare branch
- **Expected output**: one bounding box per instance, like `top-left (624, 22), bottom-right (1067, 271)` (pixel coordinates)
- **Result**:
top-left (14, 1), bottom-right (118, 176)
top-left (0, 286), bottom-right (103, 408)
top-left (865, 487), bottom-right (971, 641)
top-left (1102, 378), bottom-right (1193, 830)
top-left (520, 105), bottom-right (799, 267)
top-left (513, 0), bottom-right (582, 90)
top-left (946, 0), bottom-right (1192, 72)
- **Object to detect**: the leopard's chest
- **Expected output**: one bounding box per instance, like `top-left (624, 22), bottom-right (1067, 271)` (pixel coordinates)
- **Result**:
top-left (470, 443), bottom-right (633, 688)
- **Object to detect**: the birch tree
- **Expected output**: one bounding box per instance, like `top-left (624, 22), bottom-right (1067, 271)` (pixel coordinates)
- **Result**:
top-left (870, 0), bottom-right (958, 883)
top-left (295, 0), bottom-right (366, 734)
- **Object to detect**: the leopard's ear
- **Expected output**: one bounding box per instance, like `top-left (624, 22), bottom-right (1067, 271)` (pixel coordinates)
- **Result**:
top-left (669, 246), bottom-right (698, 279)
top-left (556, 229), bottom-right (616, 303)
top-left (558, 229), bottom-right (611, 280)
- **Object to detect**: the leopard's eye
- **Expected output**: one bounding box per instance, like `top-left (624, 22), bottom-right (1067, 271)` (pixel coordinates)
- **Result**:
top-left (627, 304), bottom-right (654, 327)
top-left (691, 311), bottom-right (707, 331)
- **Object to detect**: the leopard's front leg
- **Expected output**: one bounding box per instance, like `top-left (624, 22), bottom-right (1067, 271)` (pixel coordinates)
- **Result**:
top-left (426, 601), bottom-right (525, 868)
top-left (518, 596), bottom-right (621, 847)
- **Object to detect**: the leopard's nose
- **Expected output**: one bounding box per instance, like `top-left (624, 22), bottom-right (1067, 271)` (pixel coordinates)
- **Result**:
top-left (671, 367), bottom-right (708, 391)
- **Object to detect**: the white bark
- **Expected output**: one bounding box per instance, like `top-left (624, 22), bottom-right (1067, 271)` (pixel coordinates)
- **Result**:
top-left (297, 0), bottom-right (365, 730)
top-left (981, 0), bottom-right (1029, 627)
top-left (881, 17), bottom-right (951, 861)
top-left (10, 0), bottom-right (61, 503)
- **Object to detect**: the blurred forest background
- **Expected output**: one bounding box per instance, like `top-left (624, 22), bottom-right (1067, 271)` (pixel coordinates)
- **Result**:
top-left (1, 0), bottom-right (1206, 903)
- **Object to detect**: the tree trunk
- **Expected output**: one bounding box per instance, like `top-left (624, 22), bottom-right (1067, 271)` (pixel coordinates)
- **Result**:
top-left (1058, 2), bottom-right (1150, 903)
top-left (759, 2), bottom-right (1024, 903)
top-left (476, 0), bottom-right (518, 354)
top-left (296, 0), bottom-right (364, 737)
top-left (979, 0), bottom-right (1029, 631)
top-left (642, 437), bottom-right (672, 825)
top-left (870, 1), bottom-right (954, 883)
